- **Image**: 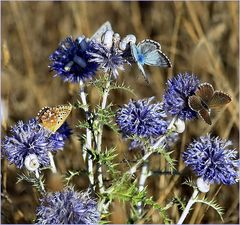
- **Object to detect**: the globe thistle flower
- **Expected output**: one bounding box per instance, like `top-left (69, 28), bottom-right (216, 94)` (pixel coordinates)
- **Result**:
top-left (129, 124), bottom-right (179, 150)
top-left (2, 119), bottom-right (63, 169)
top-left (36, 187), bottom-right (100, 224)
top-left (116, 97), bottom-right (168, 148)
top-left (182, 135), bottom-right (239, 185)
top-left (88, 41), bottom-right (128, 79)
top-left (50, 122), bottom-right (72, 150)
top-left (49, 36), bottom-right (99, 83)
top-left (163, 73), bottom-right (200, 120)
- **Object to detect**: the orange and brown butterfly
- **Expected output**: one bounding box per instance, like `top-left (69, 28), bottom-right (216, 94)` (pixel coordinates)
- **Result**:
top-left (188, 83), bottom-right (231, 125)
top-left (36, 104), bottom-right (72, 133)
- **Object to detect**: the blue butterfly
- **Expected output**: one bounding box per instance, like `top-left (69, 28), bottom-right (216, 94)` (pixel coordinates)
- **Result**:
top-left (130, 39), bottom-right (172, 82)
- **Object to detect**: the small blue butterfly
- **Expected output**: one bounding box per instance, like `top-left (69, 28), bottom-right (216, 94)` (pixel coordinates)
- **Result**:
top-left (130, 39), bottom-right (172, 82)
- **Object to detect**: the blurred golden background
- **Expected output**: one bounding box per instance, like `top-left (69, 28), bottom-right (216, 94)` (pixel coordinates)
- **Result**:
top-left (1, 1), bottom-right (239, 224)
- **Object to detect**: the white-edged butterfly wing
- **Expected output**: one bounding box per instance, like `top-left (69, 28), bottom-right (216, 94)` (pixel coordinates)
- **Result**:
top-left (91, 21), bottom-right (112, 43)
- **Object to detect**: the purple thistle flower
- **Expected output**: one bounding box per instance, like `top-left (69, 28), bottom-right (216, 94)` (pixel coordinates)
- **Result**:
top-left (129, 124), bottom-right (179, 150)
top-left (182, 135), bottom-right (239, 185)
top-left (49, 122), bottom-right (72, 151)
top-left (1, 119), bottom-right (62, 169)
top-left (88, 41), bottom-right (128, 79)
top-left (116, 97), bottom-right (168, 148)
top-left (49, 36), bottom-right (99, 83)
top-left (163, 73), bottom-right (200, 120)
top-left (36, 187), bottom-right (100, 224)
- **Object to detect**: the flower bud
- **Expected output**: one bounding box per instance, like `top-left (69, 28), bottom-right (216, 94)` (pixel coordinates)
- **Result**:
top-left (24, 154), bottom-right (40, 172)
top-left (174, 118), bottom-right (185, 133)
top-left (119, 34), bottom-right (136, 50)
top-left (197, 177), bottom-right (210, 193)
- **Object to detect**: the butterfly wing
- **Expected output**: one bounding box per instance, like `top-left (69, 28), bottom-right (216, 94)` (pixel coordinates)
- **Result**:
top-left (130, 43), bottom-right (149, 82)
top-left (91, 21), bottom-right (112, 43)
top-left (195, 83), bottom-right (214, 105)
top-left (208, 91), bottom-right (231, 109)
top-left (37, 105), bottom-right (72, 133)
top-left (138, 39), bottom-right (161, 53)
top-left (188, 95), bottom-right (212, 125)
top-left (188, 95), bottom-right (204, 111)
top-left (138, 40), bottom-right (171, 67)
top-left (198, 108), bottom-right (212, 125)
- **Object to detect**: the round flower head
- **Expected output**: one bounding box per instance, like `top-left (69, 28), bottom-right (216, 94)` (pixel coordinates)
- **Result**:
top-left (182, 135), bottom-right (239, 185)
top-left (163, 73), bottom-right (200, 120)
top-left (50, 122), bottom-right (72, 150)
top-left (1, 119), bottom-right (62, 169)
top-left (116, 97), bottom-right (168, 147)
top-left (36, 187), bottom-right (100, 224)
top-left (88, 41), bottom-right (128, 79)
top-left (49, 36), bottom-right (99, 83)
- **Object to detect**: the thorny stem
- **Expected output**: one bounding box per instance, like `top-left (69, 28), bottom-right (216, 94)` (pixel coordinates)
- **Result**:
top-left (79, 80), bottom-right (94, 187)
top-left (137, 160), bottom-right (150, 215)
top-left (35, 170), bottom-right (45, 192)
top-left (128, 116), bottom-right (177, 176)
top-left (48, 151), bottom-right (57, 173)
top-left (134, 116), bottom-right (177, 214)
top-left (97, 78), bottom-right (111, 194)
top-left (177, 189), bottom-right (199, 224)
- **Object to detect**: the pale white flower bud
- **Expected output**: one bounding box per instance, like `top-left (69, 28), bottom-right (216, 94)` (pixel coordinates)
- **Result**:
top-left (24, 154), bottom-right (40, 172)
top-left (173, 118), bottom-right (185, 133)
top-left (119, 34), bottom-right (136, 50)
top-left (197, 177), bottom-right (210, 193)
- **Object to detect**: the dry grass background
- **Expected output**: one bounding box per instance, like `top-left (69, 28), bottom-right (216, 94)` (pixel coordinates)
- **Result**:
top-left (1, 1), bottom-right (239, 224)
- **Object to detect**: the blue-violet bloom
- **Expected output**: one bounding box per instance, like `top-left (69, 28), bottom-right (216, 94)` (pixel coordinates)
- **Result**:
top-left (49, 36), bottom-right (99, 83)
top-left (182, 135), bottom-right (239, 185)
top-left (2, 119), bottom-right (62, 169)
top-left (163, 73), bottom-right (200, 120)
top-left (36, 187), bottom-right (100, 224)
top-left (50, 122), bottom-right (72, 150)
top-left (88, 41), bottom-right (128, 79)
top-left (116, 97), bottom-right (168, 148)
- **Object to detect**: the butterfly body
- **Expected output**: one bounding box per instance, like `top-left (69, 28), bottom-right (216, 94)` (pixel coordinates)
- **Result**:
top-left (36, 105), bottom-right (72, 133)
top-left (188, 83), bottom-right (231, 125)
top-left (130, 39), bottom-right (171, 82)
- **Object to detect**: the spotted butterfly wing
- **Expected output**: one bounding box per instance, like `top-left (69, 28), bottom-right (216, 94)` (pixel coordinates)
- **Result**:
top-left (91, 21), bottom-right (112, 43)
top-left (37, 105), bottom-right (72, 133)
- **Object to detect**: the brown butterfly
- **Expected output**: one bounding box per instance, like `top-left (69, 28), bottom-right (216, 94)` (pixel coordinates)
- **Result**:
top-left (36, 105), bottom-right (72, 133)
top-left (188, 83), bottom-right (231, 125)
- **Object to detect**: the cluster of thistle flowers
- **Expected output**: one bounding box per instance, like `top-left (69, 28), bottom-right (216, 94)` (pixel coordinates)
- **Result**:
top-left (2, 22), bottom-right (240, 224)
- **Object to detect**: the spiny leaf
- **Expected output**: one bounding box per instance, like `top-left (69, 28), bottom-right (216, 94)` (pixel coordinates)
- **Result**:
top-left (110, 81), bottom-right (136, 97)
top-left (195, 197), bottom-right (224, 221)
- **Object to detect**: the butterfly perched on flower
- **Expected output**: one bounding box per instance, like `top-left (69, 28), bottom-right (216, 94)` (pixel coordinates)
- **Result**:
top-left (91, 21), bottom-right (113, 43)
top-left (36, 105), bottom-right (72, 133)
top-left (130, 39), bottom-right (172, 82)
top-left (188, 83), bottom-right (231, 125)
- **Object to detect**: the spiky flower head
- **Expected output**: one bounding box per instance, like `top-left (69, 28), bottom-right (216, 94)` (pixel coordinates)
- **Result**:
top-left (163, 73), bottom-right (200, 120)
top-left (116, 97), bottom-right (168, 148)
top-left (88, 41), bottom-right (128, 79)
top-left (2, 119), bottom-right (63, 169)
top-left (50, 122), bottom-right (72, 151)
top-left (36, 187), bottom-right (100, 224)
top-left (49, 36), bottom-right (99, 83)
top-left (182, 135), bottom-right (239, 185)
